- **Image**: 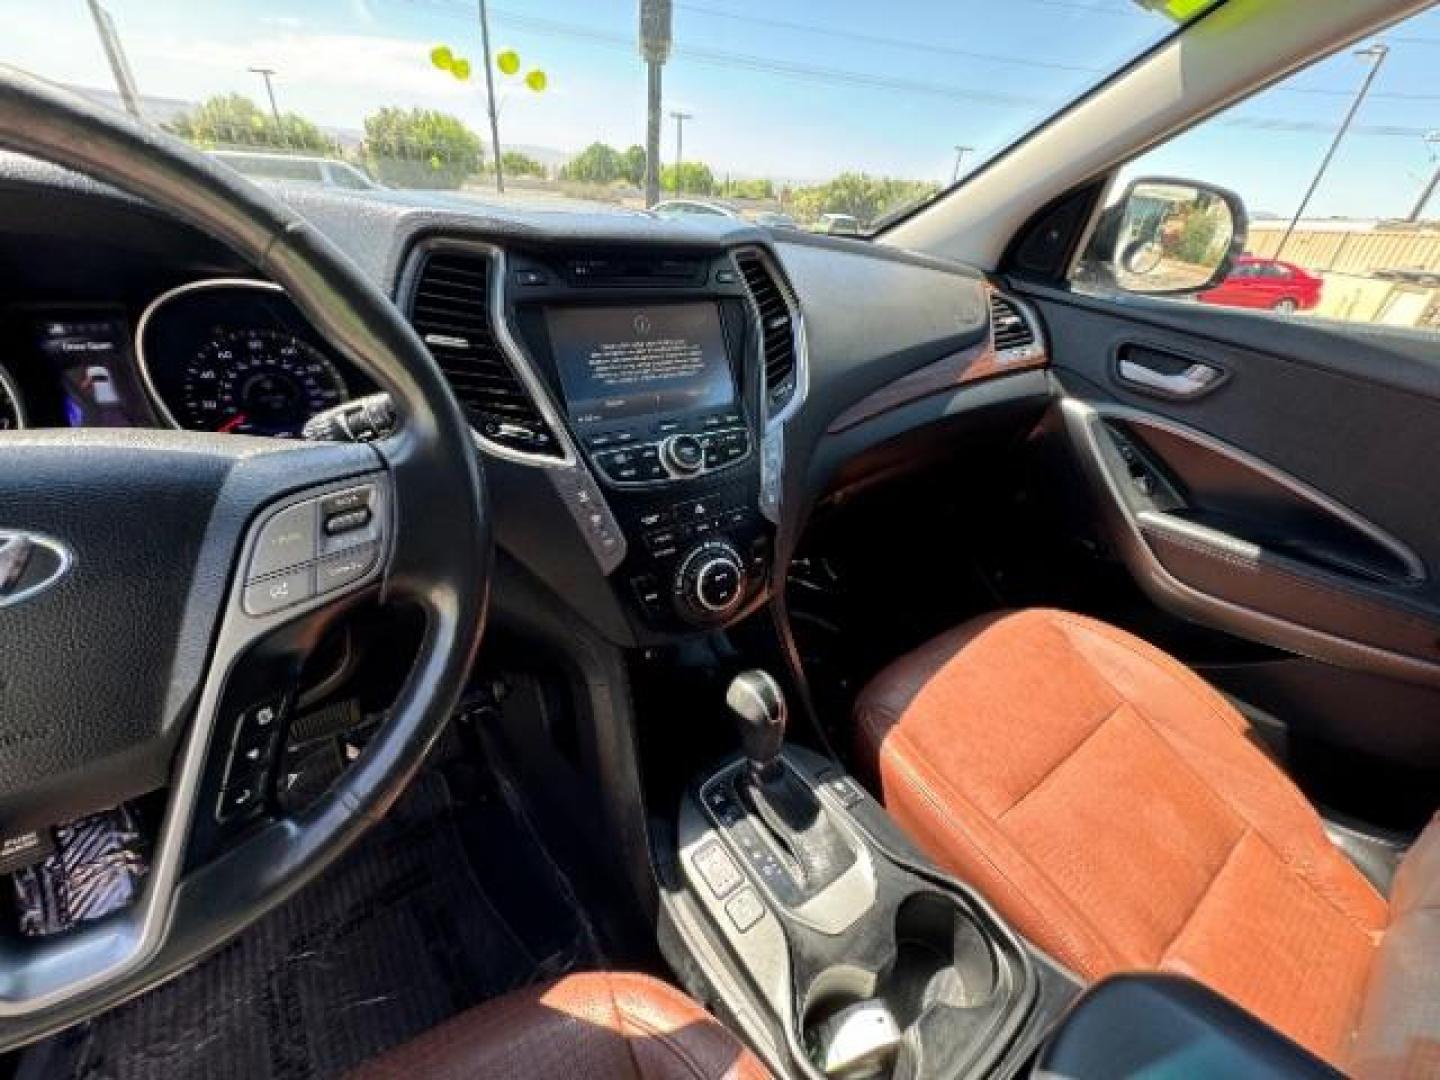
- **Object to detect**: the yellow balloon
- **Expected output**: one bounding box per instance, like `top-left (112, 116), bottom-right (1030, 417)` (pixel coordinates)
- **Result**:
top-left (430, 45), bottom-right (454, 71)
top-left (525, 69), bottom-right (547, 93)
top-left (451, 58), bottom-right (472, 80)
top-left (496, 49), bottom-right (521, 76)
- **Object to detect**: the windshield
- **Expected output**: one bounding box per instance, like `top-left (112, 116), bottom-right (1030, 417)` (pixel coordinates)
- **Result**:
top-left (8, 1), bottom-right (1215, 232)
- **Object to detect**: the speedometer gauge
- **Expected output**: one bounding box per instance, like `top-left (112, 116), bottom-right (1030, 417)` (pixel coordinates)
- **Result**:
top-left (179, 328), bottom-right (347, 437)
top-left (0, 362), bottom-right (25, 430)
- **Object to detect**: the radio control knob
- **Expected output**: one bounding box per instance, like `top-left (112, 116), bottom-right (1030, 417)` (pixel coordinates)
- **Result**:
top-left (675, 540), bottom-right (747, 622)
top-left (661, 434), bottom-right (706, 476)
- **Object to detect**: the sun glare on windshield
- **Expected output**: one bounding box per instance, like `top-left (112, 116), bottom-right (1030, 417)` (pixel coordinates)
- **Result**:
top-left (11, 0), bottom-right (1214, 231)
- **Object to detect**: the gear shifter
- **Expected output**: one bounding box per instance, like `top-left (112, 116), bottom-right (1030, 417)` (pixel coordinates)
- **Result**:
top-left (726, 669), bottom-right (787, 783)
top-left (724, 670), bottom-right (855, 898)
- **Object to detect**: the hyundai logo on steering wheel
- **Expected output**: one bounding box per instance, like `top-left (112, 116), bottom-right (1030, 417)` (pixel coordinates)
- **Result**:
top-left (0, 531), bottom-right (73, 608)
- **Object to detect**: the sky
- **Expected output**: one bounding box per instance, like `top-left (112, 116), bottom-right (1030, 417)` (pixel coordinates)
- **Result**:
top-left (5, 0), bottom-right (1440, 219)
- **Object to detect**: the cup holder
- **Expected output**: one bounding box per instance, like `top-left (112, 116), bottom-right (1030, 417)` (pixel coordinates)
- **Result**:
top-left (888, 891), bottom-right (1000, 1026)
top-left (799, 892), bottom-right (1004, 1078)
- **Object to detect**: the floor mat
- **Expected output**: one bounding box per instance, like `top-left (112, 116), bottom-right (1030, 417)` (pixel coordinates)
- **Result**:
top-left (23, 766), bottom-right (603, 1080)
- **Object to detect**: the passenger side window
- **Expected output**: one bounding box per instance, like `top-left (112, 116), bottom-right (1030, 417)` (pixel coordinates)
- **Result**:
top-left (1073, 3), bottom-right (1440, 336)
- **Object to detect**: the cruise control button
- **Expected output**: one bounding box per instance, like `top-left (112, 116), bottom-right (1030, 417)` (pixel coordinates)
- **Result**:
top-left (323, 507), bottom-right (372, 536)
top-left (320, 486), bottom-right (373, 518)
top-left (316, 544), bottom-right (377, 594)
top-left (249, 501), bottom-right (318, 579)
top-left (243, 566), bottom-right (313, 616)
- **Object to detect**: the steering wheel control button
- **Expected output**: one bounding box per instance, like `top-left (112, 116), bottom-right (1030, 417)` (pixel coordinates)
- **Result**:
top-left (249, 501), bottom-right (318, 579)
top-left (323, 507), bottom-right (371, 536)
top-left (320, 486), bottom-right (373, 518)
top-left (693, 840), bottom-right (743, 899)
top-left (217, 781), bottom-right (263, 823)
top-left (316, 545), bottom-right (378, 594)
top-left (243, 566), bottom-right (314, 616)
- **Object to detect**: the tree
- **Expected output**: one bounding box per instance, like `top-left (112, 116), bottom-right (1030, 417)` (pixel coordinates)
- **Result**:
top-left (789, 173), bottom-right (937, 229)
top-left (621, 145), bottom-right (648, 187)
top-left (661, 161), bottom-right (716, 196)
top-left (561, 142), bottom-right (625, 184)
top-left (167, 93), bottom-right (334, 153)
top-left (721, 177), bottom-right (774, 200)
top-left (500, 150), bottom-right (546, 178)
top-left (362, 107), bottom-right (483, 189)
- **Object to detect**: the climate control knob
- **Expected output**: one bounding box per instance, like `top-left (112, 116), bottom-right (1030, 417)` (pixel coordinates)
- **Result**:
top-left (661, 434), bottom-right (706, 476)
top-left (674, 540), bottom-right (747, 622)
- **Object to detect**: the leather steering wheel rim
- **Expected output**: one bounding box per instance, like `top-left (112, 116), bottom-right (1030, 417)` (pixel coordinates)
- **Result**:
top-left (0, 69), bottom-right (489, 1043)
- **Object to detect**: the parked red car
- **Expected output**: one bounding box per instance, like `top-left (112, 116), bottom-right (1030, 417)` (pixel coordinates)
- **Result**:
top-left (1198, 255), bottom-right (1323, 313)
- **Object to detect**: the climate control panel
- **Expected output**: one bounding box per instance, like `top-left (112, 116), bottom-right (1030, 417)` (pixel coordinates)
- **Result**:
top-left (623, 489), bottom-right (770, 629)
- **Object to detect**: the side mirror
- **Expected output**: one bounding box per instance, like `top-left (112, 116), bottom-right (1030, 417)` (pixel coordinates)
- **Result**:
top-left (1103, 177), bottom-right (1248, 296)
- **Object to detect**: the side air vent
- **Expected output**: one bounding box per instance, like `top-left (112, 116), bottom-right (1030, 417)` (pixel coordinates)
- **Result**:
top-left (408, 250), bottom-right (563, 459)
top-left (734, 249), bottom-right (798, 411)
top-left (989, 292), bottom-right (1040, 356)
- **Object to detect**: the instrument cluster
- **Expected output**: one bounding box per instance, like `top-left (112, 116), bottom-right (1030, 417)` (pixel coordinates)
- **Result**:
top-left (0, 281), bottom-right (367, 438)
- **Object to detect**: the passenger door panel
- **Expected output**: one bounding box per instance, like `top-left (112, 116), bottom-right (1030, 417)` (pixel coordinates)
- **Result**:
top-left (1017, 282), bottom-right (1440, 766)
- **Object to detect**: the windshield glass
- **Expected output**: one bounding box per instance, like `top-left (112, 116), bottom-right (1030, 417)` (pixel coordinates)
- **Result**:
top-left (8, 0), bottom-right (1215, 231)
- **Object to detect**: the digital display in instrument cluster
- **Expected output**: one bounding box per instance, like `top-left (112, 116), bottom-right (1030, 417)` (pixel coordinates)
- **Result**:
top-left (34, 318), bottom-right (149, 428)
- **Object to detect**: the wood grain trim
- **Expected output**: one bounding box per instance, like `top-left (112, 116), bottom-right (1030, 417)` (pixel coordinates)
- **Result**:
top-left (827, 287), bottom-right (1048, 434)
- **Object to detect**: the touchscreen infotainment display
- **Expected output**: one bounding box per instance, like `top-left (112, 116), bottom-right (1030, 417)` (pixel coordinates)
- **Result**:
top-left (546, 303), bottom-right (733, 427)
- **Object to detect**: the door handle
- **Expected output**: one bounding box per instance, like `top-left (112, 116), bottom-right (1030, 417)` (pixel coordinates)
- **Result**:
top-left (1117, 357), bottom-right (1223, 398)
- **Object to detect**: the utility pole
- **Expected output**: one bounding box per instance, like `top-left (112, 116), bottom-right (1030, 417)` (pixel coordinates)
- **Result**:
top-left (639, 0), bottom-right (673, 208)
top-left (1276, 42), bottom-right (1389, 260)
top-left (1405, 132), bottom-right (1440, 223)
top-left (950, 144), bottom-right (974, 185)
top-left (670, 110), bottom-right (692, 193)
top-left (477, 0), bottom-right (505, 193)
top-left (86, 0), bottom-right (142, 120)
top-left (247, 67), bottom-right (282, 126)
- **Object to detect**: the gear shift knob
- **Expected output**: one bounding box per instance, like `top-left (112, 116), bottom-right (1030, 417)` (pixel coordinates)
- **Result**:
top-left (726, 669), bottom-right (787, 780)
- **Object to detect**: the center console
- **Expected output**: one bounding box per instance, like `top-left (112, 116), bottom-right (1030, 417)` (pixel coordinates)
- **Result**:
top-left (504, 248), bottom-right (773, 633)
top-left (666, 671), bottom-right (1082, 1079)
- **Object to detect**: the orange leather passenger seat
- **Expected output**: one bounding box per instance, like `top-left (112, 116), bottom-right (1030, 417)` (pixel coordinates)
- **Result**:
top-left (856, 608), bottom-right (1438, 1074)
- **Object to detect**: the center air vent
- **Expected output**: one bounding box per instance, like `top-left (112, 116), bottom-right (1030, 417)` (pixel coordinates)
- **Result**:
top-left (989, 293), bottom-right (1038, 355)
top-left (734, 249), bottom-right (798, 412)
top-left (407, 249), bottom-right (563, 460)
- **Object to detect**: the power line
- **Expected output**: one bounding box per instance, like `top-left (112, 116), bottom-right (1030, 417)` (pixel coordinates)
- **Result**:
top-left (673, 2), bottom-right (1104, 75)
top-left (402, 0), bottom-right (1439, 140)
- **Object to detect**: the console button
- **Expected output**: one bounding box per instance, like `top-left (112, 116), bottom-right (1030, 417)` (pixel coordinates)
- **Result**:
top-left (638, 510), bottom-right (668, 528)
top-left (693, 840), bottom-right (743, 899)
top-left (630, 574), bottom-right (665, 616)
top-left (697, 560), bottom-right (742, 610)
top-left (243, 566), bottom-right (313, 616)
top-left (250, 501), bottom-right (317, 579)
top-left (725, 888), bottom-right (765, 933)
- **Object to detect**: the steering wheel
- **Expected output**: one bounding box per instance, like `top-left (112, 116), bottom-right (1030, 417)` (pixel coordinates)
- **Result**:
top-left (0, 70), bottom-right (489, 1043)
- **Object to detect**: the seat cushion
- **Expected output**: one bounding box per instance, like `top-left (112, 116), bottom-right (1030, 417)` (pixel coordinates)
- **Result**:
top-left (350, 971), bottom-right (771, 1079)
top-left (1349, 815), bottom-right (1440, 1079)
top-left (855, 609), bottom-right (1388, 1066)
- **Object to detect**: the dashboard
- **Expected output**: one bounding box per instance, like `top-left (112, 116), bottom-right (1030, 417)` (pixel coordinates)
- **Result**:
top-left (0, 164), bottom-right (1050, 647)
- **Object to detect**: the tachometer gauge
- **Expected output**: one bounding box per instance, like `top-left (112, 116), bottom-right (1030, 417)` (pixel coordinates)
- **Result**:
top-left (0, 362), bottom-right (25, 430)
top-left (179, 327), bottom-right (347, 437)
